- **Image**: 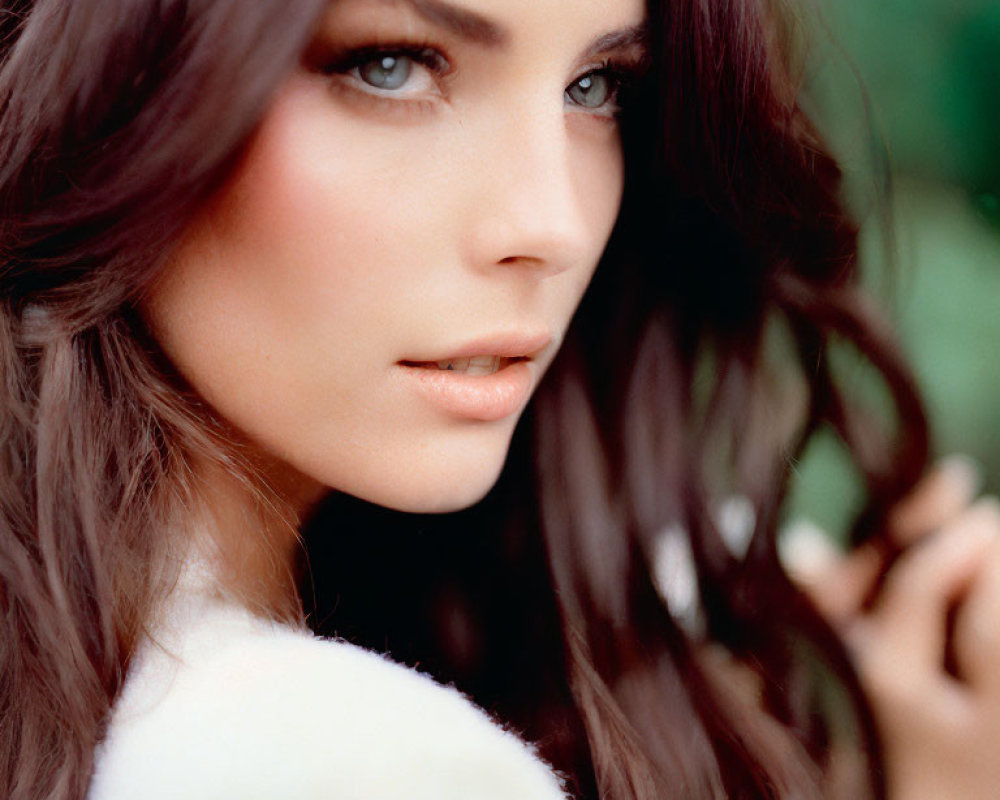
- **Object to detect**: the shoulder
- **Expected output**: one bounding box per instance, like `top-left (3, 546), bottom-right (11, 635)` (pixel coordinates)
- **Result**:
top-left (89, 611), bottom-right (567, 800)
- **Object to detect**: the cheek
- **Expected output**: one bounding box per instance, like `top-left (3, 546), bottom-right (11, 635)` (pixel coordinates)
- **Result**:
top-left (154, 80), bottom-right (448, 385)
top-left (145, 84), bottom-right (423, 463)
top-left (200, 92), bottom-right (436, 356)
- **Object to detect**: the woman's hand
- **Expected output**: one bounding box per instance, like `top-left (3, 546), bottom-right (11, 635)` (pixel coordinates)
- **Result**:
top-left (785, 458), bottom-right (1000, 800)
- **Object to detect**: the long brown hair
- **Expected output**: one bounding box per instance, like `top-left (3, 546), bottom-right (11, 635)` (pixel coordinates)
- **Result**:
top-left (0, 1), bottom-right (926, 799)
top-left (0, 2), bottom-right (325, 797)
top-left (529, 0), bottom-right (928, 794)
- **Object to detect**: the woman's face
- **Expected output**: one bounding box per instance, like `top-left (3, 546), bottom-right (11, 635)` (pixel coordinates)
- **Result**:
top-left (146, 0), bottom-right (646, 513)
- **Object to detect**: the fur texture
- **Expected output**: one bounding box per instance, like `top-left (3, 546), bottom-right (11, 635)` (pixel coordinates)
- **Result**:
top-left (88, 564), bottom-right (568, 800)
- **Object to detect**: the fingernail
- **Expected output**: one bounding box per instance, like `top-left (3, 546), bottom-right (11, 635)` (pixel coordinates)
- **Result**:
top-left (938, 454), bottom-right (984, 497)
top-left (970, 495), bottom-right (1000, 531)
top-left (779, 518), bottom-right (841, 581)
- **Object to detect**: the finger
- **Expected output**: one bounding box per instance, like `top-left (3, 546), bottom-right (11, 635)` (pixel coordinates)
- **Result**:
top-left (865, 498), bottom-right (998, 672)
top-left (781, 519), bottom-right (885, 624)
top-left (950, 498), bottom-right (1000, 692)
top-left (887, 455), bottom-right (982, 547)
top-left (784, 456), bottom-right (983, 626)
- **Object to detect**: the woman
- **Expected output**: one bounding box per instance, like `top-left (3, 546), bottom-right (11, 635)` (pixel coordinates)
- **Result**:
top-left (0, 0), bottom-right (926, 798)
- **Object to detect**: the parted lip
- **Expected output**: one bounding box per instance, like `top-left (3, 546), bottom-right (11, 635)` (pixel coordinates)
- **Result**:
top-left (398, 330), bottom-right (553, 365)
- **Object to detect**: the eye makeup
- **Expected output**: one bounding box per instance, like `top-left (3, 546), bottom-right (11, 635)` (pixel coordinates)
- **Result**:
top-left (310, 43), bottom-right (647, 123)
top-left (564, 51), bottom-right (649, 120)
top-left (301, 0), bottom-right (649, 122)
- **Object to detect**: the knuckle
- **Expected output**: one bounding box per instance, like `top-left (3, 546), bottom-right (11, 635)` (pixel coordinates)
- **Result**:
top-left (881, 548), bottom-right (939, 601)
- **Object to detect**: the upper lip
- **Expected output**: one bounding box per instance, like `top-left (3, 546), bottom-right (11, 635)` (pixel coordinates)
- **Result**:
top-left (400, 330), bottom-right (553, 364)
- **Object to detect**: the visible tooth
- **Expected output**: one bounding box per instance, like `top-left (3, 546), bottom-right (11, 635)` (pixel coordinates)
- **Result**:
top-left (437, 358), bottom-right (470, 372)
top-left (465, 355), bottom-right (501, 376)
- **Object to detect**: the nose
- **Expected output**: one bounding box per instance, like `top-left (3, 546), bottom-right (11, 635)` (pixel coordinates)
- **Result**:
top-left (461, 107), bottom-right (592, 278)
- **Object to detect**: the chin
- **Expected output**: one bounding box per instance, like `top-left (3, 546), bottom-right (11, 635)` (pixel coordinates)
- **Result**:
top-left (272, 410), bottom-right (526, 519)
top-left (361, 460), bottom-right (507, 515)
top-left (324, 429), bottom-right (515, 516)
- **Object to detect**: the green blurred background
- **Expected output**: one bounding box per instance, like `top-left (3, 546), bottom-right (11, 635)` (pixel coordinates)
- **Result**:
top-left (786, 0), bottom-right (1000, 540)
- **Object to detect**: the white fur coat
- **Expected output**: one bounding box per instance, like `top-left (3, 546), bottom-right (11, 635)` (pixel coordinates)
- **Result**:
top-left (88, 568), bottom-right (568, 800)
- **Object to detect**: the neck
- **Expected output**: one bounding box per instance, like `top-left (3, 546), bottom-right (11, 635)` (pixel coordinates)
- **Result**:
top-left (188, 454), bottom-right (326, 616)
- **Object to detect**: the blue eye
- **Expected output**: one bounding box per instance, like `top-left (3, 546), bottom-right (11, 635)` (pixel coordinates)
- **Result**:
top-left (358, 54), bottom-right (414, 90)
top-left (323, 46), bottom-right (449, 98)
top-left (566, 71), bottom-right (618, 110)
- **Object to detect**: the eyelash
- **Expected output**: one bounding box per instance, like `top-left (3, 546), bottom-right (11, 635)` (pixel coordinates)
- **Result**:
top-left (318, 41), bottom-right (642, 119)
top-left (320, 42), bottom-right (451, 111)
top-left (567, 61), bottom-right (637, 118)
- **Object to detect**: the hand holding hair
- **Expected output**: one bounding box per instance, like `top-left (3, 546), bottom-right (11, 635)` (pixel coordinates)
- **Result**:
top-left (787, 457), bottom-right (1000, 800)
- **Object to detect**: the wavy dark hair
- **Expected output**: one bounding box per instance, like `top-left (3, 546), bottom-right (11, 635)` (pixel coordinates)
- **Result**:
top-left (0, 0), bottom-right (926, 799)
top-left (303, 1), bottom-right (927, 798)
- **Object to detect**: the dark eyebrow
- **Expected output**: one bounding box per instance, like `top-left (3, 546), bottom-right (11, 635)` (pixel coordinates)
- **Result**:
top-left (402, 0), bottom-right (508, 46)
top-left (581, 25), bottom-right (649, 61)
top-left (393, 1), bottom-right (647, 60)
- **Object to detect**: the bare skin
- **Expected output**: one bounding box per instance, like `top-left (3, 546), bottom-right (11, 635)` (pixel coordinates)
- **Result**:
top-left (789, 457), bottom-right (1000, 800)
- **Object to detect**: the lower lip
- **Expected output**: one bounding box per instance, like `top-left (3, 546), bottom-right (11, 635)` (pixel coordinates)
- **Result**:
top-left (399, 361), bottom-right (533, 422)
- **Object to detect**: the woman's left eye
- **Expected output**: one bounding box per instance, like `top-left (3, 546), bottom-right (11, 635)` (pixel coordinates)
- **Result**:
top-left (565, 70), bottom-right (622, 113)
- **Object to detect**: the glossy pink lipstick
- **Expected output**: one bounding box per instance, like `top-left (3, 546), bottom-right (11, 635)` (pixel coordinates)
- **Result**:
top-left (398, 332), bottom-right (551, 422)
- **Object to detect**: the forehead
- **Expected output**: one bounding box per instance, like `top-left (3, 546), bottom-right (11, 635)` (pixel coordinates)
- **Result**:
top-left (332, 0), bottom-right (647, 45)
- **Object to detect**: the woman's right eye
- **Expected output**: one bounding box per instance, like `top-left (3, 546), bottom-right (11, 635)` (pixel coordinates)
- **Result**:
top-left (355, 54), bottom-right (415, 90)
top-left (327, 47), bottom-right (448, 98)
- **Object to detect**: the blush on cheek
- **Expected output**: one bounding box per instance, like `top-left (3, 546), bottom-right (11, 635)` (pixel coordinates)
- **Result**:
top-left (210, 77), bottom-right (448, 338)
